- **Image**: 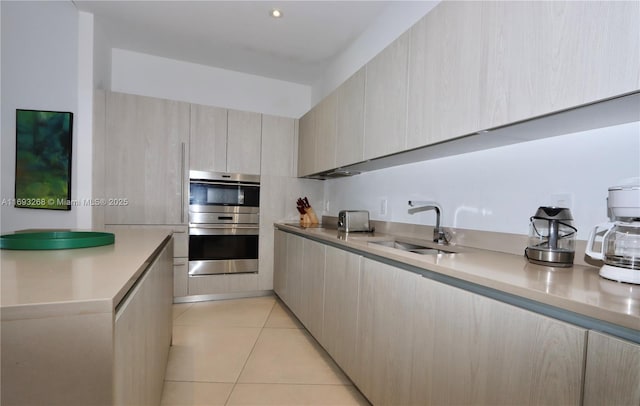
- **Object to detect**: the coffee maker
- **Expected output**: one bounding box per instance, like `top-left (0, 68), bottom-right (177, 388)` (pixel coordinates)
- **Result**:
top-left (586, 183), bottom-right (640, 284)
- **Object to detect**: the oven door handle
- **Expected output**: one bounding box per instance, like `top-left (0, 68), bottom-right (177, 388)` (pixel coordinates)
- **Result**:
top-left (190, 180), bottom-right (260, 188)
top-left (189, 225), bottom-right (259, 236)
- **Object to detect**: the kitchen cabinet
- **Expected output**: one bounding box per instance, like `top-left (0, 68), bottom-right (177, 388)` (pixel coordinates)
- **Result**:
top-left (406, 1), bottom-right (483, 148)
top-left (336, 67), bottom-right (366, 168)
top-left (114, 238), bottom-right (173, 406)
top-left (314, 92), bottom-right (338, 174)
top-left (479, 1), bottom-right (639, 131)
top-left (299, 238), bottom-right (326, 340)
top-left (407, 1), bottom-right (640, 150)
top-left (227, 109), bottom-right (262, 175)
top-left (297, 92), bottom-right (338, 176)
top-left (189, 103), bottom-right (227, 173)
top-left (187, 273), bottom-right (259, 296)
top-left (322, 246), bottom-right (362, 378)
top-left (2, 231), bottom-right (173, 406)
top-left (294, 1), bottom-right (639, 177)
top-left (273, 229), bottom-right (288, 300)
top-left (297, 109), bottom-right (316, 177)
top-left (104, 91), bottom-right (189, 225)
top-left (190, 106), bottom-right (262, 175)
top-left (274, 229), bottom-right (609, 406)
top-left (363, 31), bottom-right (409, 160)
top-left (410, 274), bottom-right (586, 405)
top-left (285, 232), bottom-right (304, 317)
top-left (273, 231), bottom-right (325, 339)
top-left (258, 116), bottom-right (298, 291)
top-left (583, 330), bottom-right (640, 406)
top-left (354, 258), bottom-right (419, 406)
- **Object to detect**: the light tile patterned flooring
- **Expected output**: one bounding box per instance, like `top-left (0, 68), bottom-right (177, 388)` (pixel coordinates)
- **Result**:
top-left (162, 296), bottom-right (370, 406)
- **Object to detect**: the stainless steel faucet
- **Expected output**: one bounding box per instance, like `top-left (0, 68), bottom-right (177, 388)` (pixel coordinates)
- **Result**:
top-left (408, 201), bottom-right (448, 244)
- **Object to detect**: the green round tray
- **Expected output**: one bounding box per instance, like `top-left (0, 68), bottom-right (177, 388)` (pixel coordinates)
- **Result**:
top-left (0, 231), bottom-right (115, 250)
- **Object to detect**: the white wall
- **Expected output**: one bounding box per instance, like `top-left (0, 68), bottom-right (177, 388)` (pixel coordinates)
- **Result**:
top-left (1, 1), bottom-right (83, 233)
top-left (324, 121), bottom-right (640, 240)
top-left (310, 0), bottom-right (439, 105)
top-left (111, 48), bottom-right (311, 118)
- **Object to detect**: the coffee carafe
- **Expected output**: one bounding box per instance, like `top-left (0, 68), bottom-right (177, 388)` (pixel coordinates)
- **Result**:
top-left (586, 184), bottom-right (640, 284)
top-left (525, 207), bottom-right (577, 267)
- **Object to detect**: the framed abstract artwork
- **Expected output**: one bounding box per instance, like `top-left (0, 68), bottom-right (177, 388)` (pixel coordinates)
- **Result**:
top-left (14, 109), bottom-right (73, 210)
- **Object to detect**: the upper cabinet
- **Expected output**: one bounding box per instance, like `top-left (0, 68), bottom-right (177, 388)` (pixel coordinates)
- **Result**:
top-left (227, 109), bottom-right (262, 175)
top-left (297, 92), bottom-right (338, 177)
top-left (410, 0), bottom-right (640, 149)
top-left (314, 92), bottom-right (338, 174)
top-left (336, 68), bottom-right (366, 168)
top-left (477, 1), bottom-right (640, 132)
top-left (190, 105), bottom-right (262, 175)
top-left (104, 92), bottom-right (189, 225)
top-left (363, 31), bottom-right (410, 160)
top-left (297, 108), bottom-right (316, 177)
top-left (189, 104), bottom-right (227, 173)
top-left (407, 2), bottom-right (484, 148)
top-left (297, 1), bottom-right (639, 178)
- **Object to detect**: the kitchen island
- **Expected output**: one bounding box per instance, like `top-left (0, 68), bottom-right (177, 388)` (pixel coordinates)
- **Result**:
top-left (274, 222), bottom-right (640, 405)
top-left (1, 228), bottom-right (173, 406)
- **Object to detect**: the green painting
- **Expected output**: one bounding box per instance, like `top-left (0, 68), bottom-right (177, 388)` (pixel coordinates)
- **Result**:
top-left (15, 109), bottom-right (73, 210)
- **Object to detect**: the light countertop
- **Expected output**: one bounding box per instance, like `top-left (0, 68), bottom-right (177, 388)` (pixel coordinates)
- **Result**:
top-left (1, 229), bottom-right (171, 320)
top-left (276, 223), bottom-right (640, 332)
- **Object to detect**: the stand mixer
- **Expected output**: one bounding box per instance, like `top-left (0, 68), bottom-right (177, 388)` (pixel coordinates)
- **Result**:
top-left (586, 182), bottom-right (640, 284)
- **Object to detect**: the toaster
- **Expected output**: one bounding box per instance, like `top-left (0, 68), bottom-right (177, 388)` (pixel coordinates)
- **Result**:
top-left (338, 210), bottom-right (371, 232)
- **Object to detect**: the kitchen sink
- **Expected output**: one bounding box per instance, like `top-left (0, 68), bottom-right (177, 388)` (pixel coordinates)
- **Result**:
top-left (369, 239), bottom-right (459, 255)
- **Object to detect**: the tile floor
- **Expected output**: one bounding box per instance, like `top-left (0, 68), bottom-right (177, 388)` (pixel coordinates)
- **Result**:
top-left (161, 296), bottom-right (370, 406)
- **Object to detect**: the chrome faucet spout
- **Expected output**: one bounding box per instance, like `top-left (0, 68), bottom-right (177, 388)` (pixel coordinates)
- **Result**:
top-left (408, 201), bottom-right (448, 244)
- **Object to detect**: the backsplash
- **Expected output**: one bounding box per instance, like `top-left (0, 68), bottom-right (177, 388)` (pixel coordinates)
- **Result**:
top-left (323, 121), bottom-right (640, 241)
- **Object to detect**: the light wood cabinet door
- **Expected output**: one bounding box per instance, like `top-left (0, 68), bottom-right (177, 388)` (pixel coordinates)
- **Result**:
top-left (227, 109), bottom-right (262, 175)
top-left (407, 2), bottom-right (483, 149)
top-left (480, 1), bottom-right (640, 131)
top-left (284, 233), bottom-right (304, 317)
top-left (114, 240), bottom-right (173, 406)
top-left (336, 67), bottom-right (365, 168)
top-left (260, 115), bottom-right (297, 177)
top-left (105, 92), bottom-right (189, 225)
top-left (189, 104), bottom-right (227, 173)
top-left (364, 31), bottom-right (410, 160)
top-left (314, 92), bottom-right (338, 173)
top-left (410, 275), bottom-right (586, 405)
top-left (273, 229), bottom-right (288, 300)
top-left (584, 330), bottom-right (640, 406)
top-left (258, 116), bottom-right (297, 291)
top-left (354, 258), bottom-right (418, 406)
top-left (322, 246), bottom-right (361, 378)
top-left (297, 109), bottom-right (316, 177)
top-left (299, 238), bottom-right (326, 340)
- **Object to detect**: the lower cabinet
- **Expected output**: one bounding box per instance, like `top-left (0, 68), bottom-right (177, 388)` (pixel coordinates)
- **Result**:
top-left (300, 239), bottom-right (326, 340)
top-left (354, 258), bottom-right (420, 405)
top-left (114, 238), bottom-right (173, 405)
top-left (411, 275), bottom-right (586, 405)
top-left (584, 330), bottom-right (640, 406)
top-left (273, 230), bottom-right (639, 405)
top-left (322, 246), bottom-right (362, 378)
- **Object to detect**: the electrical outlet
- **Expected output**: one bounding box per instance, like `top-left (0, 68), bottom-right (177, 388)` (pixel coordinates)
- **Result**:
top-left (380, 198), bottom-right (388, 216)
top-left (551, 193), bottom-right (573, 209)
top-left (324, 200), bottom-right (330, 212)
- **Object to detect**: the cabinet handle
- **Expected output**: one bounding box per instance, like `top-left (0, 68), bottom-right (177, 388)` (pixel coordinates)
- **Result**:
top-left (181, 142), bottom-right (186, 223)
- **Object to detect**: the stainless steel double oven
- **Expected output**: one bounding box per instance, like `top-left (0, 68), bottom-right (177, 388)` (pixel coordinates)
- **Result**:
top-left (188, 170), bottom-right (260, 275)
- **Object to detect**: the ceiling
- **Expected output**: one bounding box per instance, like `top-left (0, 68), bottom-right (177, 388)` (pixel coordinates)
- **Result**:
top-left (73, 1), bottom-right (413, 85)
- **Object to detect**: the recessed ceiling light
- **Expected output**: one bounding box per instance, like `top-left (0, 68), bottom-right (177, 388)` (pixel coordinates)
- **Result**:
top-left (270, 8), bottom-right (283, 18)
